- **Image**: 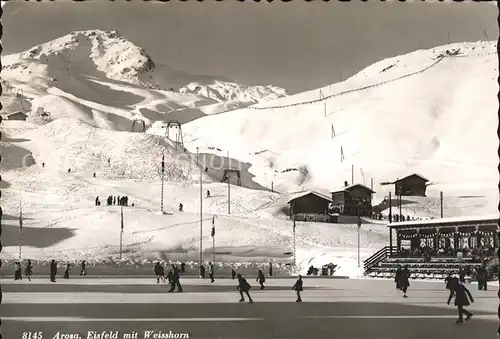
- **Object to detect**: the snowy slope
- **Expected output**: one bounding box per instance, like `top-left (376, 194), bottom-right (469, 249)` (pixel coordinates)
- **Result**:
top-left (1, 30), bottom-right (288, 130)
top-left (1, 39), bottom-right (496, 278)
top-left (181, 41), bottom-right (499, 216)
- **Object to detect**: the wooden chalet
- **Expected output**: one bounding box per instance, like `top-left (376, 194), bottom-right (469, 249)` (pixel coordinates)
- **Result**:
top-left (393, 174), bottom-right (429, 197)
top-left (287, 191), bottom-right (333, 222)
top-left (364, 215), bottom-right (499, 279)
top-left (330, 182), bottom-right (375, 217)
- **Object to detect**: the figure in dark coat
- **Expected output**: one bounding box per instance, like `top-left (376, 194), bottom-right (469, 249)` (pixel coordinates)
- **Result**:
top-left (154, 262), bottom-right (165, 283)
top-left (292, 275), bottom-right (303, 302)
top-left (236, 274), bottom-right (253, 303)
top-left (14, 261), bottom-right (22, 280)
top-left (63, 264), bottom-right (71, 279)
top-left (399, 266), bottom-right (410, 298)
top-left (447, 277), bottom-right (474, 324)
top-left (395, 266), bottom-right (402, 290)
top-left (231, 268), bottom-right (236, 279)
top-left (95, 196), bottom-right (100, 206)
top-left (25, 259), bottom-right (33, 282)
top-left (269, 262), bottom-right (273, 277)
top-left (80, 261), bottom-right (87, 276)
top-left (208, 262), bottom-right (215, 283)
top-left (476, 264), bottom-right (488, 291)
top-left (50, 260), bottom-right (57, 282)
top-left (256, 269), bottom-right (266, 290)
top-left (200, 265), bottom-right (206, 278)
top-left (180, 263), bottom-right (186, 276)
top-left (168, 265), bottom-right (183, 292)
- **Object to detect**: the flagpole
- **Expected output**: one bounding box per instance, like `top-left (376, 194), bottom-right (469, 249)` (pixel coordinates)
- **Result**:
top-left (161, 153), bottom-right (165, 213)
top-left (120, 206), bottom-right (124, 259)
top-left (212, 216), bottom-right (215, 265)
top-left (227, 151), bottom-right (230, 215)
top-left (19, 196), bottom-right (23, 262)
top-left (293, 216), bottom-right (297, 273)
top-left (197, 147), bottom-right (203, 273)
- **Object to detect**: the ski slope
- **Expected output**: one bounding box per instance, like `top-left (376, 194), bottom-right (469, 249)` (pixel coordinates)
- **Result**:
top-left (181, 41), bottom-right (499, 213)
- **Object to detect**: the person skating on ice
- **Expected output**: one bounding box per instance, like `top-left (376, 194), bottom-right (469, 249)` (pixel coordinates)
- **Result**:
top-left (399, 265), bottom-right (411, 298)
top-left (231, 268), bottom-right (236, 280)
top-left (25, 259), bottom-right (33, 282)
top-left (447, 277), bottom-right (474, 324)
top-left (14, 261), bottom-right (22, 280)
top-left (154, 262), bottom-right (164, 283)
top-left (292, 275), bottom-right (303, 302)
top-left (208, 262), bottom-right (215, 283)
top-left (236, 274), bottom-right (253, 303)
top-left (80, 260), bottom-right (87, 276)
top-left (256, 269), bottom-right (266, 290)
top-left (50, 260), bottom-right (57, 282)
top-left (63, 263), bottom-right (71, 279)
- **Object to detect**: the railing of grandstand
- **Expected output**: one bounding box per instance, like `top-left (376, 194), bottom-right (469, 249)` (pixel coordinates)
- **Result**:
top-left (363, 246), bottom-right (398, 274)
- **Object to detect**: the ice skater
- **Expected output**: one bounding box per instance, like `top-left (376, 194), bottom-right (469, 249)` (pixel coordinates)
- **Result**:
top-left (168, 265), bottom-right (183, 292)
top-left (80, 260), bottom-right (87, 276)
top-left (292, 275), bottom-right (303, 302)
top-left (208, 262), bottom-right (215, 283)
top-left (25, 259), bottom-right (33, 281)
top-left (236, 274), bottom-right (253, 303)
top-left (14, 261), bottom-right (22, 280)
top-left (50, 260), bottom-right (57, 282)
top-left (398, 265), bottom-right (411, 298)
top-left (63, 263), bottom-right (71, 279)
top-left (447, 277), bottom-right (474, 324)
top-left (154, 262), bottom-right (165, 283)
top-left (395, 265), bottom-right (402, 290)
top-left (256, 269), bottom-right (266, 290)
top-left (231, 268), bottom-right (236, 280)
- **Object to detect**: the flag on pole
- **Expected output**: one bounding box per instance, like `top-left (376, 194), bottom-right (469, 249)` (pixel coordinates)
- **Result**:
top-left (211, 216), bottom-right (215, 237)
top-left (161, 154), bottom-right (165, 173)
top-left (19, 205), bottom-right (23, 229)
top-left (121, 207), bottom-right (124, 231)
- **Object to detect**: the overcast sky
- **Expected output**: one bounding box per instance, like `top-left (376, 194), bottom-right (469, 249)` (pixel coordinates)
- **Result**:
top-left (2, 1), bottom-right (497, 93)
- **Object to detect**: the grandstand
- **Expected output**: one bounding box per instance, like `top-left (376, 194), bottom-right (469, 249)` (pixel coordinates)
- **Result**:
top-left (364, 215), bottom-right (499, 280)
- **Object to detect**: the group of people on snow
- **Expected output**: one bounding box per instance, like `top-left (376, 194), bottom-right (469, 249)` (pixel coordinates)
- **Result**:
top-left (94, 195), bottom-right (132, 207)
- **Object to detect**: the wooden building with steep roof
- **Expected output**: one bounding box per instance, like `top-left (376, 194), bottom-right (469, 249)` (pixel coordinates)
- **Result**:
top-left (393, 174), bottom-right (429, 197)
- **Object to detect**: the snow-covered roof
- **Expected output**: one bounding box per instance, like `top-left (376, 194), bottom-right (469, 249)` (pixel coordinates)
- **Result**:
top-left (330, 184), bottom-right (375, 194)
top-left (287, 190), bottom-right (333, 204)
top-left (388, 214), bottom-right (500, 228)
top-left (392, 173), bottom-right (429, 183)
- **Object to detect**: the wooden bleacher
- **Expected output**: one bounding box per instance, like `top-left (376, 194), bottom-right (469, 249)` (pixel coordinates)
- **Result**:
top-left (363, 215), bottom-right (499, 280)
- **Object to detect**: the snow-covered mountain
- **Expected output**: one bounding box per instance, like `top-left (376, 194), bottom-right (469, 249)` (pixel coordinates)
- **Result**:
top-left (0, 29), bottom-right (288, 129)
top-left (179, 80), bottom-right (287, 104)
top-left (181, 41), bottom-right (499, 216)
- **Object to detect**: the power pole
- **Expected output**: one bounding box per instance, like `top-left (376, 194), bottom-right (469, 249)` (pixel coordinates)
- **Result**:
top-left (293, 217), bottom-right (297, 272)
top-left (227, 151), bottom-right (231, 215)
top-left (120, 206), bottom-right (124, 259)
top-left (19, 196), bottom-right (23, 262)
top-left (388, 191), bottom-right (392, 223)
top-left (160, 153), bottom-right (165, 213)
top-left (197, 147), bottom-right (203, 272)
top-left (440, 191), bottom-right (444, 218)
top-left (357, 203), bottom-right (361, 268)
top-left (351, 164), bottom-right (354, 185)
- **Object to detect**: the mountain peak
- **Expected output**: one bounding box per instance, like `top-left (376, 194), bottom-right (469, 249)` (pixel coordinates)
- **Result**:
top-left (10, 29), bottom-right (156, 87)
